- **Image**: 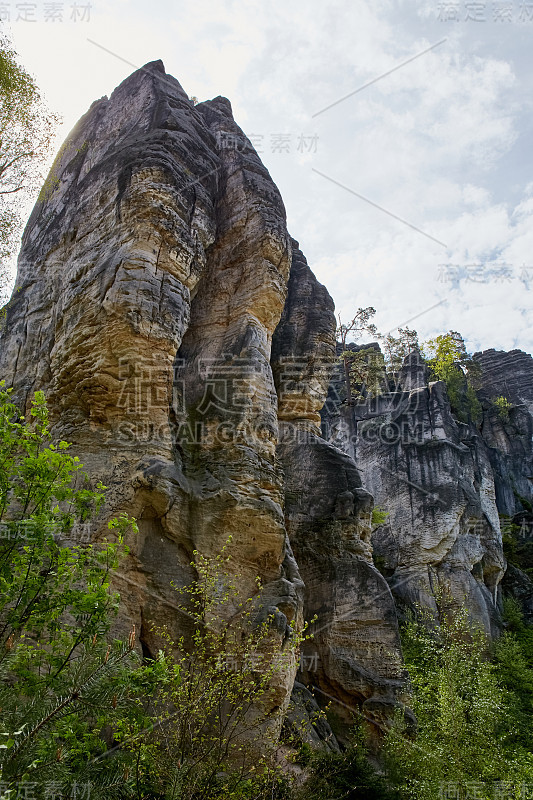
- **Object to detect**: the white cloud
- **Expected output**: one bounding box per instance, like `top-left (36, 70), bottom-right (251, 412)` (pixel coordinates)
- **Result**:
top-left (2, 0), bottom-right (531, 354)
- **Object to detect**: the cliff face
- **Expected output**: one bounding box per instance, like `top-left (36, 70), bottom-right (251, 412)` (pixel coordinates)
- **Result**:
top-left (1, 61), bottom-right (530, 745)
top-left (474, 348), bottom-right (533, 414)
top-left (322, 354), bottom-right (505, 635)
top-left (474, 349), bottom-right (533, 518)
top-left (475, 349), bottom-right (533, 623)
top-left (272, 246), bottom-right (406, 733)
top-left (322, 346), bottom-right (533, 636)
top-left (0, 62), bottom-right (404, 738)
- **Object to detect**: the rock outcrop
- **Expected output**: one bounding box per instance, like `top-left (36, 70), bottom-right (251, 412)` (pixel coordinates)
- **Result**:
top-left (478, 401), bottom-right (533, 518)
top-left (272, 250), bottom-right (406, 735)
top-left (474, 348), bottom-right (533, 414)
top-left (322, 351), bottom-right (506, 635)
top-left (473, 348), bottom-right (533, 621)
top-left (474, 349), bottom-right (533, 517)
top-left (2, 60), bottom-right (530, 748)
top-left (0, 62), bottom-right (405, 738)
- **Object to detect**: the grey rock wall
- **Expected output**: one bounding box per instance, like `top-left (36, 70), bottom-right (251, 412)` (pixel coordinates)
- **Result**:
top-left (322, 350), bottom-right (506, 636)
top-left (0, 62), bottom-right (407, 741)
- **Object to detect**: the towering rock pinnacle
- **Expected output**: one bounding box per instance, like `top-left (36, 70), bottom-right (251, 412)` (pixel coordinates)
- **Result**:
top-left (0, 62), bottom-right (406, 739)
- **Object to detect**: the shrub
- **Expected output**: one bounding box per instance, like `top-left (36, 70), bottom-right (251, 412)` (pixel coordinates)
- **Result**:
top-left (0, 381), bottom-right (139, 797)
top-left (118, 543), bottom-right (308, 799)
top-left (300, 726), bottom-right (401, 800)
top-left (383, 596), bottom-right (533, 799)
top-left (371, 506), bottom-right (389, 527)
top-left (494, 396), bottom-right (514, 422)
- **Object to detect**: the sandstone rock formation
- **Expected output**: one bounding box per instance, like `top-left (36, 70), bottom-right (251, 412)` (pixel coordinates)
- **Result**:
top-left (475, 348), bottom-right (533, 414)
top-left (0, 62), bottom-right (405, 739)
top-left (272, 251), bottom-right (406, 736)
top-left (2, 59), bottom-right (529, 747)
top-left (475, 349), bottom-right (533, 517)
top-left (322, 351), bottom-right (506, 636)
top-left (475, 348), bottom-right (533, 621)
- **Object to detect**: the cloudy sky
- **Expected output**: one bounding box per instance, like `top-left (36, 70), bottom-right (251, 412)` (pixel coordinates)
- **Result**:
top-left (3, 0), bottom-right (533, 353)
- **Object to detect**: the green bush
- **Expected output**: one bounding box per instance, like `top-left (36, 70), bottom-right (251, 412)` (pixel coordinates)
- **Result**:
top-left (371, 506), bottom-right (389, 527)
top-left (493, 598), bottom-right (533, 752)
top-left (0, 381), bottom-right (139, 797)
top-left (300, 727), bottom-right (401, 800)
top-left (383, 595), bottom-right (533, 799)
top-left (494, 395), bottom-right (514, 422)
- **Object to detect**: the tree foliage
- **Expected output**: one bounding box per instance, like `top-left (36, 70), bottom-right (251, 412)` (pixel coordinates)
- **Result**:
top-left (377, 327), bottom-right (419, 374)
top-left (0, 34), bottom-right (58, 287)
top-left (336, 308), bottom-right (382, 403)
top-left (336, 309), bottom-right (422, 403)
top-left (493, 599), bottom-right (533, 753)
top-left (421, 331), bottom-right (482, 423)
top-left (383, 595), bottom-right (533, 800)
top-left (336, 313), bottom-right (485, 423)
top-left (301, 725), bottom-right (401, 800)
top-left (0, 382), bottom-right (140, 796)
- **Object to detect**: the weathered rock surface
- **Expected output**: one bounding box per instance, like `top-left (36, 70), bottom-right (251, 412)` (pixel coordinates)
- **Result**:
top-left (282, 681), bottom-right (340, 752)
top-left (0, 63), bottom-right (406, 739)
top-left (475, 348), bottom-right (533, 414)
top-left (322, 351), bottom-right (506, 635)
top-left (272, 248), bottom-right (406, 734)
top-left (473, 349), bottom-right (533, 518)
top-left (479, 402), bottom-right (533, 517)
top-left (0, 60), bottom-right (298, 723)
top-left (472, 348), bottom-right (533, 616)
top-left (3, 60), bottom-right (530, 748)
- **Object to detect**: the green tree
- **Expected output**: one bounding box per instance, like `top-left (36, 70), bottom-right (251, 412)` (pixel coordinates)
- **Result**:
top-left (301, 724), bottom-right (401, 800)
top-left (384, 595), bottom-right (533, 800)
top-left (119, 542), bottom-right (307, 799)
top-left (343, 345), bottom-right (387, 403)
top-left (421, 331), bottom-right (482, 423)
top-left (377, 327), bottom-right (419, 374)
top-left (336, 308), bottom-right (382, 403)
top-left (0, 34), bottom-right (58, 293)
top-left (0, 381), bottom-right (139, 797)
